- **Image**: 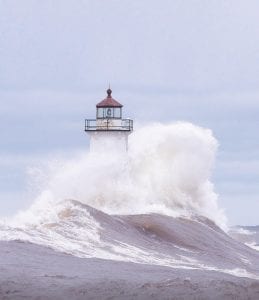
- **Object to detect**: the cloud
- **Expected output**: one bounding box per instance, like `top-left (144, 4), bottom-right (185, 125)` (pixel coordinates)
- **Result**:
top-left (0, 0), bottom-right (259, 90)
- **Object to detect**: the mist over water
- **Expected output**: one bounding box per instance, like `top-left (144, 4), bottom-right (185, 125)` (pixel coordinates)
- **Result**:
top-left (6, 122), bottom-right (226, 228)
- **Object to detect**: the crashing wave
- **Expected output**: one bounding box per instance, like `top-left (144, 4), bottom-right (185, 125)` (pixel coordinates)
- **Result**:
top-left (1, 199), bottom-right (259, 279)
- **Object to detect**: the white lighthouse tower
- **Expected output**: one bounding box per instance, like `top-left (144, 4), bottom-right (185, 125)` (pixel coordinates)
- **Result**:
top-left (85, 88), bottom-right (133, 152)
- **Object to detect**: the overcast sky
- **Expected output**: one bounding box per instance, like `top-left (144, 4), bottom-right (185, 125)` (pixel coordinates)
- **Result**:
top-left (0, 0), bottom-right (259, 225)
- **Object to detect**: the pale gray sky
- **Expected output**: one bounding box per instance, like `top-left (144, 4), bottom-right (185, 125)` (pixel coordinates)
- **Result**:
top-left (0, 0), bottom-right (259, 225)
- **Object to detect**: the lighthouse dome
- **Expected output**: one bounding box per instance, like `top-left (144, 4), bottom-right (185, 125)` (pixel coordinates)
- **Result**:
top-left (96, 89), bottom-right (123, 108)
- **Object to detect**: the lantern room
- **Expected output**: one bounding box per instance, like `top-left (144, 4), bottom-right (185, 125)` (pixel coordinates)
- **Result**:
top-left (96, 88), bottom-right (123, 119)
top-left (85, 88), bottom-right (133, 132)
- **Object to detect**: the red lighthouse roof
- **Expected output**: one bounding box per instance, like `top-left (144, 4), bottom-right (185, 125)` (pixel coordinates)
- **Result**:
top-left (96, 89), bottom-right (123, 108)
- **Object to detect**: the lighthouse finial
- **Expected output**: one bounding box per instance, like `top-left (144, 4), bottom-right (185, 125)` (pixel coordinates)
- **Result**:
top-left (107, 85), bottom-right (112, 98)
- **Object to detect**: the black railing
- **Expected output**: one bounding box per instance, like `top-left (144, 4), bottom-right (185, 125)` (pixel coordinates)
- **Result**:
top-left (85, 119), bottom-right (133, 131)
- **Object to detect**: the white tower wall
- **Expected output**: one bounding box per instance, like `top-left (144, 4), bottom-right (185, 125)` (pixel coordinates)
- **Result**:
top-left (88, 131), bottom-right (130, 153)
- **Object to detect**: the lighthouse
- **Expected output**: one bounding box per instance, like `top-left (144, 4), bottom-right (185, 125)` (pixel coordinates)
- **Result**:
top-left (85, 88), bottom-right (133, 152)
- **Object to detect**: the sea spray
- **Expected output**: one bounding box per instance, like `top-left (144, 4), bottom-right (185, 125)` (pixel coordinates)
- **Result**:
top-left (6, 122), bottom-right (226, 229)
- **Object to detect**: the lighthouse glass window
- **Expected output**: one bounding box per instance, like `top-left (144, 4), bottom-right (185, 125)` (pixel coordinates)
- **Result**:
top-left (97, 107), bottom-right (121, 119)
top-left (105, 108), bottom-right (113, 118)
top-left (97, 108), bottom-right (104, 119)
top-left (113, 107), bottom-right (121, 118)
